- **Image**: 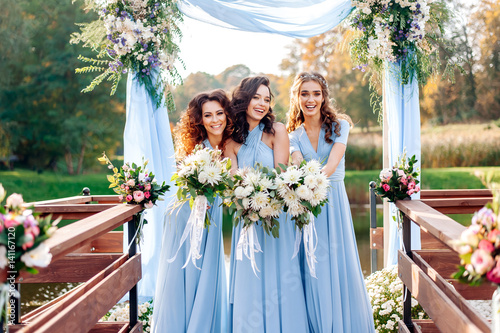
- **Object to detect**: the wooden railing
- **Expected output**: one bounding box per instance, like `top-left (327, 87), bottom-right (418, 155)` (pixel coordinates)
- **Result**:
top-left (1, 194), bottom-right (143, 333)
top-left (395, 190), bottom-right (495, 333)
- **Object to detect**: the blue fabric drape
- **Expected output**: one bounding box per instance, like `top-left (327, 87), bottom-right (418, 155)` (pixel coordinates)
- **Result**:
top-left (123, 71), bottom-right (176, 300)
top-left (384, 62), bottom-right (422, 266)
top-left (178, 0), bottom-right (353, 38)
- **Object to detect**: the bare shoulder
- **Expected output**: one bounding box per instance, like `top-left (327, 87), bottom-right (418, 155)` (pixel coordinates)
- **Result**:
top-left (272, 122), bottom-right (287, 136)
top-left (223, 138), bottom-right (240, 156)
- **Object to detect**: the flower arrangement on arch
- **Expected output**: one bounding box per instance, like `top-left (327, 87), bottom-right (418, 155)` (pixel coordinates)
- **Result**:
top-left (452, 201), bottom-right (500, 286)
top-left (374, 153), bottom-right (420, 203)
top-left (98, 153), bottom-right (170, 242)
top-left (0, 184), bottom-right (60, 280)
top-left (171, 145), bottom-right (232, 228)
top-left (275, 160), bottom-right (329, 231)
top-left (70, 0), bottom-right (183, 107)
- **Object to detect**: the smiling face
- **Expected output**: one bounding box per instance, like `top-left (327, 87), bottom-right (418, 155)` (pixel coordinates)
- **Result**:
top-left (202, 100), bottom-right (227, 139)
top-left (246, 84), bottom-right (271, 124)
top-left (299, 80), bottom-right (324, 118)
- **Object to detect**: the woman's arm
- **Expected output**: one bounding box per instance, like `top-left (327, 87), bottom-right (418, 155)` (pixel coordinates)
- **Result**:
top-left (272, 122), bottom-right (290, 169)
top-left (223, 139), bottom-right (239, 175)
top-left (291, 151), bottom-right (304, 166)
top-left (321, 142), bottom-right (346, 177)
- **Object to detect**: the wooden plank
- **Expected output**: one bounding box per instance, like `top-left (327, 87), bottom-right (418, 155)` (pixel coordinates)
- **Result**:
top-left (420, 189), bottom-right (492, 199)
top-left (414, 249), bottom-right (460, 279)
top-left (91, 195), bottom-right (121, 204)
top-left (25, 254), bottom-right (141, 333)
top-left (396, 200), bottom-right (465, 250)
top-left (126, 322), bottom-right (143, 333)
top-left (370, 227), bottom-right (384, 249)
top-left (17, 253), bottom-right (139, 333)
top-left (397, 320), bottom-right (411, 333)
top-left (413, 319), bottom-right (440, 333)
top-left (421, 229), bottom-right (448, 249)
top-left (398, 250), bottom-right (488, 333)
top-left (75, 231), bottom-right (124, 253)
top-left (448, 280), bottom-right (496, 300)
top-left (42, 204), bottom-right (141, 263)
top-left (17, 253), bottom-right (122, 283)
top-left (24, 196), bottom-right (92, 206)
top-left (88, 322), bottom-right (129, 333)
top-left (420, 197), bottom-right (491, 215)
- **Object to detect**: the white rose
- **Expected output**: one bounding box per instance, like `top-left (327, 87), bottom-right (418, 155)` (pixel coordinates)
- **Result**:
top-left (0, 246), bottom-right (8, 269)
top-left (249, 212), bottom-right (260, 222)
top-left (20, 243), bottom-right (52, 268)
top-left (234, 186), bottom-right (246, 199)
top-left (6, 193), bottom-right (23, 209)
top-left (198, 171), bottom-right (209, 184)
top-left (0, 184), bottom-right (5, 203)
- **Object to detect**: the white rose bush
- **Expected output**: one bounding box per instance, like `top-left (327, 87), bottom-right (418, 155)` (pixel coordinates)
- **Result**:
top-left (103, 299), bottom-right (153, 332)
top-left (365, 265), bottom-right (428, 332)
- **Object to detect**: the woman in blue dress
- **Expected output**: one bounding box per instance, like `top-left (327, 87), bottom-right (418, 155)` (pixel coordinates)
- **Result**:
top-left (151, 89), bottom-right (230, 333)
top-left (224, 76), bottom-right (309, 333)
top-left (287, 72), bottom-right (375, 332)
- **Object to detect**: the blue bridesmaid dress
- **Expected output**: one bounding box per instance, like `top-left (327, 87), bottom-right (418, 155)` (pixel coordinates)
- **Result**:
top-left (289, 120), bottom-right (375, 332)
top-left (229, 124), bottom-right (309, 333)
top-left (151, 139), bottom-right (227, 333)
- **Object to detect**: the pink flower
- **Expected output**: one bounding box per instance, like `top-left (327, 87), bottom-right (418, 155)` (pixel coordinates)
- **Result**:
top-left (121, 184), bottom-right (125, 189)
top-left (379, 169), bottom-right (392, 181)
top-left (118, 194), bottom-right (124, 202)
top-left (471, 249), bottom-right (495, 275)
top-left (125, 186), bottom-right (130, 192)
top-left (145, 183), bottom-right (151, 191)
top-left (133, 191), bottom-right (145, 203)
top-left (145, 201), bottom-right (154, 209)
top-left (22, 233), bottom-right (35, 250)
top-left (415, 185), bottom-right (420, 193)
top-left (478, 239), bottom-right (495, 253)
top-left (126, 195), bottom-right (133, 202)
top-left (382, 184), bottom-right (391, 192)
top-left (407, 189), bottom-right (415, 196)
top-left (126, 179), bottom-right (135, 187)
top-left (407, 181), bottom-right (415, 190)
top-left (400, 177), bottom-right (408, 186)
top-left (4, 215), bottom-right (19, 228)
top-left (144, 191), bottom-right (151, 199)
top-left (487, 259), bottom-right (500, 284)
top-left (488, 229), bottom-right (500, 245)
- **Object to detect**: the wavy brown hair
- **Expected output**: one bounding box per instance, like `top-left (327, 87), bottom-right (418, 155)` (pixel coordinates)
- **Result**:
top-left (174, 89), bottom-right (233, 160)
top-left (230, 76), bottom-right (275, 144)
top-left (286, 72), bottom-right (352, 144)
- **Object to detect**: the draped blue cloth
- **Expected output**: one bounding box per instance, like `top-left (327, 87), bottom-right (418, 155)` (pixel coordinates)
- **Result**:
top-left (177, 0), bottom-right (353, 38)
top-left (123, 71), bottom-right (176, 300)
top-left (385, 62), bottom-right (422, 266)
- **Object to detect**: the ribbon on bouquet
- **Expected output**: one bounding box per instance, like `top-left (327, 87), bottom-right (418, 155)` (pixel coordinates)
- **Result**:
top-left (126, 212), bottom-right (146, 252)
top-left (168, 195), bottom-right (208, 269)
top-left (292, 213), bottom-right (318, 278)
top-left (236, 223), bottom-right (262, 277)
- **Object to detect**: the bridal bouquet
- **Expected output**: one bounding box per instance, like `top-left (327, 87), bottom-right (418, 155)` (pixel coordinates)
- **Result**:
top-left (275, 160), bottom-right (329, 277)
top-left (98, 152), bottom-right (170, 243)
top-left (71, 0), bottom-right (183, 107)
top-left (452, 202), bottom-right (500, 286)
top-left (225, 164), bottom-right (283, 274)
top-left (168, 145), bottom-right (232, 268)
top-left (374, 153), bottom-right (420, 203)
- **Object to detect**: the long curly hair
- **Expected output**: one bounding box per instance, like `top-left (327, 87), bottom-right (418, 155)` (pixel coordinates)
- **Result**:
top-left (230, 76), bottom-right (275, 144)
top-left (286, 72), bottom-right (352, 144)
top-left (174, 89), bottom-right (233, 160)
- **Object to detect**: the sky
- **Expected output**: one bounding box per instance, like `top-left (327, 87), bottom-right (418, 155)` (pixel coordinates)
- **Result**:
top-left (177, 16), bottom-right (296, 79)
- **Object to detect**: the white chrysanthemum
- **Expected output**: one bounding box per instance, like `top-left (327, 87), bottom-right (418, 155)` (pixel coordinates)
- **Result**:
top-left (242, 186), bottom-right (254, 198)
top-left (283, 190), bottom-right (300, 208)
top-left (198, 171), bottom-right (209, 184)
top-left (303, 160), bottom-right (322, 175)
top-left (310, 188), bottom-right (328, 206)
top-left (251, 191), bottom-right (269, 210)
top-left (270, 199), bottom-right (282, 215)
top-left (194, 149), bottom-right (212, 166)
top-left (259, 176), bottom-right (273, 190)
top-left (275, 177), bottom-right (290, 197)
top-left (202, 163), bottom-right (222, 186)
top-left (234, 186), bottom-right (246, 199)
top-left (304, 175), bottom-right (317, 189)
top-left (242, 198), bottom-right (251, 210)
top-left (249, 212), bottom-right (260, 222)
top-left (282, 167), bottom-right (302, 185)
top-left (20, 243), bottom-right (52, 268)
top-left (315, 173), bottom-right (329, 189)
top-left (243, 170), bottom-right (261, 187)
top-left (289, 204), bottom-right (305, 217)
top-left (296, 185), bottom-right (313, 201)
top-left (259, 205), bottom-right (274, 218)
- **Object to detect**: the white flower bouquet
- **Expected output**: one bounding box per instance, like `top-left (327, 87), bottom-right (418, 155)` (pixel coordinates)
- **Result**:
top-left (71, 0), bottom-right (183, 107)
top-left (365, 265), bottom-right (428, 332)
top-left (168, 145), bottom-right (232, 268)
top-left (225, 164), bottom-right (283, 275)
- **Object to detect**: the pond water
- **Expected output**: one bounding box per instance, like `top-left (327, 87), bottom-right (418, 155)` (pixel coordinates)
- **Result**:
top-left (20, 205), bottom-right (382, 315)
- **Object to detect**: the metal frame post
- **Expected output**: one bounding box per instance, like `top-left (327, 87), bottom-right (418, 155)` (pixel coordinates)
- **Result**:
top-left (402, 213), bottom-right (414, 332)
top-left (128, 215), bottom-right (138, 330)
top-left (369, 181), bottom-right (378, 274)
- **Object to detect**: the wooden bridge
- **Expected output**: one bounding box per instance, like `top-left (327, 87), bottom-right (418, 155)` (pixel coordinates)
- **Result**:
top-left (1, 193), bottom-right (143, 333)
top-left (370, 188), bottom-right (496, 332)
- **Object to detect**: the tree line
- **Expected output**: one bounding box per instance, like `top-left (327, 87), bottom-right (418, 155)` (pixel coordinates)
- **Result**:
top-left (0, 0), bottom-right (498, 174)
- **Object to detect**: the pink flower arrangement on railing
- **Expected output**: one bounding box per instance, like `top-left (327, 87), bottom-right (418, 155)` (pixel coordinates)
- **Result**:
top-left (374, 153), bottom-right (420, 203)
top-left (453, 203), bottom-right (500, 286)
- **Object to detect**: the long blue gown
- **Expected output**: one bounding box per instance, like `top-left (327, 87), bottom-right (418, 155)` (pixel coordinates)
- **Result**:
top-left (151, 139), bottom-right (227, 333)
top-left (229, 124), bottom-right (309, 333)
top-left (289, 120), bottom-right (375, 333)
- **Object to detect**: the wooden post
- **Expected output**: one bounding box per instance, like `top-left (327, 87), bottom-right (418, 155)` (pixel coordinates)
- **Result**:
top-left (402, 213), bottom-right (414, 332)
top-left (128, 215), bottom-right (139, 331)
top-left (369, 181), bottom-right (378, 273)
